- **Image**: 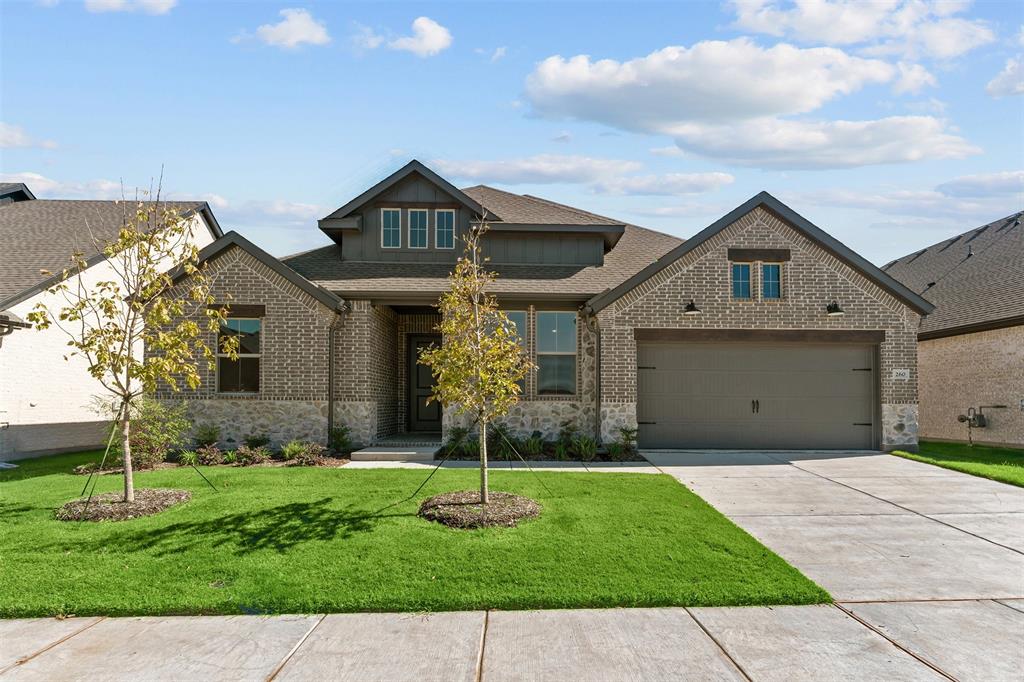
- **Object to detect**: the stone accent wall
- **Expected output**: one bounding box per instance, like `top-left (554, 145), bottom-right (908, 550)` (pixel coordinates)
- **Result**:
top-left (882, 404), bottom-right (919, 451)
top-left (597, 206), bottom-right (922, 450)
top-left (176, 398), bottom-right (328, 449)
top-left (918, 325), bottom-right (1024, 446)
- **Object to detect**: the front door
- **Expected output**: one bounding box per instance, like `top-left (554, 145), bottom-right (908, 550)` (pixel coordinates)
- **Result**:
top-left (408, 334), bottom-right (442, 432)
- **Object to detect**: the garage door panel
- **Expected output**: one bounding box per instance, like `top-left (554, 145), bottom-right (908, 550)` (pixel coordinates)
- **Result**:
top-left (636, 341), bottom-right (876, 450)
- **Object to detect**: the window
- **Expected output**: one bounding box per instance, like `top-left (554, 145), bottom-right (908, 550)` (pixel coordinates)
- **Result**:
top-left (409, 209), bottom-right (428, 249)
top-left (505, 310), bottom-right (527, 392)
top-left (218, 318), bottom-right (261, 393)
top-left (435, 209), bottom-right (455, 249)
top-left (762, 263), bottom-right (782, 299)
top-left (536, 311), bottom-right (576, 395)
top-left (381, 208), bottom-right (401, 248)
top-left (731, 263), bottom-right (751, 299)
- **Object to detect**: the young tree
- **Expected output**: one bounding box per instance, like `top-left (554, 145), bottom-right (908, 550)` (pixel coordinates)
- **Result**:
top-left (419, 220), bottom-right (533, 504)
top-left (27, 191), bottom-right (236, 503)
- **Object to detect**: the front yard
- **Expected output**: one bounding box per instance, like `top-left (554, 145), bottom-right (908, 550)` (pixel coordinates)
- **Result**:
top-left (0, 451), bottom-right (828, 617)
top-left (893, 440), bottom-right (1024, 488)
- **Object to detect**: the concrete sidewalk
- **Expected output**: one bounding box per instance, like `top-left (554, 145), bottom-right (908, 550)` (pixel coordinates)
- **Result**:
top-left (4, 601), bottom-right (1022, 681)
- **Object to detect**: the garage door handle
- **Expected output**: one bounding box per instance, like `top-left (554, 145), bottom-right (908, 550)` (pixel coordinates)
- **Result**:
top-left (638, 421), bottom-right (657, 425)
top-left (755, 399), bottom-right (760, 414)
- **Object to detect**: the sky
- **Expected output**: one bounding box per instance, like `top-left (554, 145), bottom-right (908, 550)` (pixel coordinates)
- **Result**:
top-left (2, 0), bottom-right (1022, 264)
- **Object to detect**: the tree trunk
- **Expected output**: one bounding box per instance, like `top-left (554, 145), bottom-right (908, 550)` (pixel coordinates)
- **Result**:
top-left (479, 419), bottom-right (489, 505)
top-left (121, 411), bottom-right (135, 503)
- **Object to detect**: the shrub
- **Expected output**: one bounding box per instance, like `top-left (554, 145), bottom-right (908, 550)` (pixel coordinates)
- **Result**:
top-left (290, 442), bottom-right (328, 466)
top-left (443, 427), bottom-right (470, 457)
top-left (195, 444), bottom-right (224, 466)
top-left (572, 435), bottom-right (598, 462)
top-left (193, 423), bottom-right (220, 448)
top-left (234, 445), bottom-right (271, 466)
top-left (553, 441), bottom-right (570, 460)
top-left (523, 432), bottom-right (545, 458)
top-left (489, 423), bottom-right (521, 459)
top-left (110, 398), bottom-right (190, 470)
top-left (243, 433), bottom-right (270, 449)
top-left (222, 450), bottom-right (238, 465)
top-left (617, 426), bottom-right (638, 452)
top-left (280, 439), bottom-right (307, 460)
top-left (606, 442), bottom-right (627, 461)
top-left (329, 425), bottom-right (354, 454)
top-left (177, 450), bottom-right (198, 467)
top-left (461, 438), bottom-right (481, 458)
top-left (607, 426), bottom-right (639, 461)
top-left (557, 420), bottom-right (579, 449)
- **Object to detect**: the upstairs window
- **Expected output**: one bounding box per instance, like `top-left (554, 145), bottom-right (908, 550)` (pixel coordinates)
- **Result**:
top-left (762, 263), bottom-right (782, 299)
top-left (409, 209), bottom-right (428, 249)
top-left (218, 318), bottom-right (261, 393)
top-left (537, 311), bottom-right (576, 395)
top-left (731, 263), bottom-right (751, 299)
top-left (381, 208), bottom-right (401, 248)
top-left (435, 209), bottom-right (455, 249)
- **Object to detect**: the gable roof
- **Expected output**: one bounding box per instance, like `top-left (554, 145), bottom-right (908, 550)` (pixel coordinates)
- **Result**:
top-left (0, 183), bottom-right (36, 202)
top-left (0, 199), bottom-right (223, 310)
top-left (319, 160), bottom-right (484, 227)
top-left (883, 212), bottom-right (1023, 339)
top-left (170, 231), bottom-right (346, 312)
top-left (585, 191), bottom-right (935, 316)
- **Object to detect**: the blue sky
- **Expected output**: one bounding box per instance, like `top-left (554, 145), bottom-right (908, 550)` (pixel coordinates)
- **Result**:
top-left (2, 1), bottom-right (1022, 263)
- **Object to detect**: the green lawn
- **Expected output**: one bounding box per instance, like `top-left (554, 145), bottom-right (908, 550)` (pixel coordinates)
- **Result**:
top-left (893, 440), bottom-right (1024, 488)
top-left (0, 451), bottom-right (828, 617)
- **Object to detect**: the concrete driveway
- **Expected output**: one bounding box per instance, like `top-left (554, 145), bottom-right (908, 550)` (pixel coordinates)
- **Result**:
top-left (644, 449), bottom-right (1024, 680)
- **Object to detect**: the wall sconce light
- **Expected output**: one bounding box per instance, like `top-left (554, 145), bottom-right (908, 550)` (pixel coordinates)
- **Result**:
top-left (683, 299), bottom-right (702, 315)
top-left (826, 300), bottom-right (845, 317)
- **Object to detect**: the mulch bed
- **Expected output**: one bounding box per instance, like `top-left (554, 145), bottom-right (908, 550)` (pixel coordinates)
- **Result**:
top-left (419, 490), bottom-right (541, 529)
top-left (55, 488), bottom-right (191, 522)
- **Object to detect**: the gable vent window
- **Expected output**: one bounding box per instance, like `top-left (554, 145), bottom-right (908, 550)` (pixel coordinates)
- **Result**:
top-left (409, 209), bottom-right (428, 249)
top-left (537, 311), bottom-right (577, 396)
top-left (381, 208), bottom-right (401, 248)
top-left (762, 263), bottom-right (782, 299)
top-left (731, 263), bottom-right (751, 299)
top-left (218, 318), bottom-right (261, 393)
top-left (435, 209), bottom-right (455, 249)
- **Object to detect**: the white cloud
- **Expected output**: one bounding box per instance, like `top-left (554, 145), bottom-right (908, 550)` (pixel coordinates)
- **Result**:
top-left (668, 116), bottom-right (979, 169)
top-left (893, 62), bottom-right (936, 94)
top-left (490, 46), bottom-right (507, 62)
top-left (631, 202), bottom-right (729, 218)
top-left (432, 155), bottom-right (642, 184)
top-left (527, 39), bottom-right (894, 129)
top-left (351, 23), bottom-right (384, 50)
top-left (0, 123), bottom-right (57, 149)
top-left (254, 9), bottom-right (330, 49)
top-left (986, 57), bottom-right (1024, 98)
top-left (0, 172), bottom-right (123, 199)
top-left (550, 132), bottom-right (572, 143)
top-left (591, 172), bottom-right (734, 196)
top-left (729, 1), bottom-right (994, 60)
top-left (84, 0), bottom-right (176, 14)
top-left (935, 171), bottom-right (1024, 197)
top-left (649, 146), bottom-right (686, 158)
top-left (389, 17), bottom-right (452, 57)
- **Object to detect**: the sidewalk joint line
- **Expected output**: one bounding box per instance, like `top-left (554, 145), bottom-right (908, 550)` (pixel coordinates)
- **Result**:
top-left (475, 610), bottom-right (490, 682)
top-left (265, 613), bottom-right (326, 682)
top-left (833, 603), bottom-right (958, 681)
top-left (684, 608), bottom-right (753, 682)
top-left (0, 616), bottom-right (106, 676)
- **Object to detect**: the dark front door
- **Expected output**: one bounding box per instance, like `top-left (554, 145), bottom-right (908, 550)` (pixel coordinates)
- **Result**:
top-left (408, 335), bottom-right (442, 432)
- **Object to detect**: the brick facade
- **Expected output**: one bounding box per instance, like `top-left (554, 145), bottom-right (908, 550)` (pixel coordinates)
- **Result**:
top-left (918, 325), bottom-right (1024, 446)
top-left (595, 207), bottom-right (921, 450)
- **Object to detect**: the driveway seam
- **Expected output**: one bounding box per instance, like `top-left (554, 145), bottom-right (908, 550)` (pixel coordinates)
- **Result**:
top-left (764, 453), bottom-right (1024, 557)
top-left (265, 613), bottom-right (326, 682)
top-left (0, 616), bottom-right (106, 676)
top-left (832, 603), bottom-right (958, 681)
top-left (475, 610), bottom-right (490, 682)
top-left (684, 607), bottom-right (753, 681)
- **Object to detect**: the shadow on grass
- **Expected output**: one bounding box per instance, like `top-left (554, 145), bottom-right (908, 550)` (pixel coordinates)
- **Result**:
top-left (45, 497), bottom-right (417, 555)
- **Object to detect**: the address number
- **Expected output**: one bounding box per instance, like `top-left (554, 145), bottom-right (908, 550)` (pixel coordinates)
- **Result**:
top-left (892, 368), bottom-right (910, 380)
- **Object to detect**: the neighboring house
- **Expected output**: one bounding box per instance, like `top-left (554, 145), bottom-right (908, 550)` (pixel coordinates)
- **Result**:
top-left (0, 184), bottom-right (223, 459)
top-left (885, 214), bottom-right (1023, 447)
top-left (156, 160), bottom-right (932, 453)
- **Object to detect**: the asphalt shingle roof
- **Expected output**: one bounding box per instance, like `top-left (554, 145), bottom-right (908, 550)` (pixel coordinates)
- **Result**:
top-left (0, 199), bottom-right (205, 305)
top-left (883, 212), bottom-right (1024, 336)
top-left (284, 186), bottom-right (681, 298)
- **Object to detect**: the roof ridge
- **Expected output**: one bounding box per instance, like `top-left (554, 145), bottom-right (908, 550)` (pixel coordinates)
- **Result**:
top-left (520, 193), bottom-right (623, 225)
top-left (892, 211), bottom-right (1022, 262)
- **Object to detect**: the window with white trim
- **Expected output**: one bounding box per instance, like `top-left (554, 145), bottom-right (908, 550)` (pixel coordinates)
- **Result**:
top-left (217, 318), bottom-right (261, 393)
top-left (381, 208), bottom-right (401, 248)
top-left (536, 311), bottom-right (576, 395)
top-left (409, 209), bottom-right (428, 249)
top-left (435, 209), bottom-right (455, 249)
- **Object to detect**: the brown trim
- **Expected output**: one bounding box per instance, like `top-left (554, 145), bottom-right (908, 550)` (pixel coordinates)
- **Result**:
top-left (728, 248), bottom-right (791, 262)
top-left (209, 304), bottom-right (265, 318)
top-left (369, 201), bottom-right (463, 209)
top-left (918, 315), bottom-right (1024, 341)
top-left (633, 328), bottom-right (886, 343)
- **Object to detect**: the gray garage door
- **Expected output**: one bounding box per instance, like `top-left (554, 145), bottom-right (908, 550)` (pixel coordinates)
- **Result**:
top-left (637, 342), bottom-right (877, 449)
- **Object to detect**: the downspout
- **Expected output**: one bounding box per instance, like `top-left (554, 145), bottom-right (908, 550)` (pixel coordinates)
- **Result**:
top-left (584, 310), bottom-right (601, 444)
top-left (327, 305), bottom-right (346, 443)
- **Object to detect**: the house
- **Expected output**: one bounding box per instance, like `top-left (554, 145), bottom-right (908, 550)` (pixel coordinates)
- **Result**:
top-left (884, 214), bottom-right (1023, 447)
top-left (156, 160), bottom-right (933, 453)
top-left (0, 184), bottom-right (223, 459)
